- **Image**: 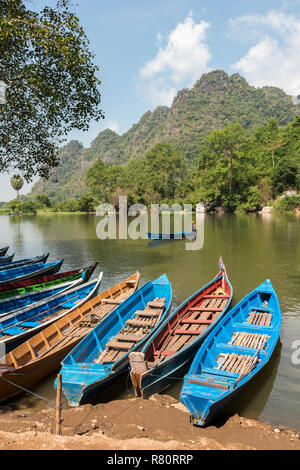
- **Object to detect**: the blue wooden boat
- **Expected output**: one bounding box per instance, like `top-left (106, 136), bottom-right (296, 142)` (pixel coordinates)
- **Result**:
top-left (0, 253), bottom-right (15, 264)
top-left (147, 231), bottom-right (197, 240)
top-left (58, 274), bottom-right (172, 406)
top-left (0, 272), bottom-right (103, 350)
top-left (0, 247), bottom-right (9, 257)
top-left (0, 272), bottom-right (139, 403)
top-left (129, 265), bottom-right (232, 399)
top-left (0, 260), bottom-right (63, 285)
top-left (0, 272), bottom-right (87, 317)
top-left (180, 279), bottom-right (281, 426)
top-left (0, 253), bottom-right (49, 271)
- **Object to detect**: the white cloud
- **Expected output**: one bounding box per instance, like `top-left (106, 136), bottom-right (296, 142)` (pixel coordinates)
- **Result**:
top-left (106, 120), bottom-right (120, 134)
top-left (138, 12), bottom-right (211, 107)
top-left (231, 10), bottom-right (300, 96)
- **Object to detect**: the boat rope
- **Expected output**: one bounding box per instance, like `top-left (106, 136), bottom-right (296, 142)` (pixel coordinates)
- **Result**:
top-left (0, 375), bottom-right (57, 406)
top-left (126, 366), bottom-right (185, 382)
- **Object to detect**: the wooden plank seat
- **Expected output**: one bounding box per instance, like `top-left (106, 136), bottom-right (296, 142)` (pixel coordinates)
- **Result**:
top-left (134, 310), bottom-right (159, 317)
top-left (186, 377), bottom-right (230, 390)
top-left (180, 319), bottom-right (213, 325)
top-left (203, 294), bottom-right (230, 299)
top-left (106, 340), bottom-right (134, 351)
top-left (218, 353), bottom-right (258, 374)
top-left (125, 318), bottom-right (153, 327)
top-left (247, 311), bottom-right (272, 326)
top-left (173, 329), bottom-right (201, 335)
top-left (147, 299), bottom-right (165, 309)
top-left (230, 332), bottom-right (270, 349)
top-left (153, 350), bottom-right (177, 357)
top-left (114, 333), bottom-right (144, 342)
top-left (189, 307), bottom-right (224, 312)
top-left (102, 298), bottom-right (122, 305)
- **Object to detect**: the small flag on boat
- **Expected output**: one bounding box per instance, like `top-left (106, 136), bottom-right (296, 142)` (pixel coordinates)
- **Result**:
top-left (219, 256), bottom-right (227, 278)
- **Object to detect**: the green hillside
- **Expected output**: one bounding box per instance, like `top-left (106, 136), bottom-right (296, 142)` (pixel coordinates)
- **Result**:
top-left (31, 70), bottom-right (300, 202)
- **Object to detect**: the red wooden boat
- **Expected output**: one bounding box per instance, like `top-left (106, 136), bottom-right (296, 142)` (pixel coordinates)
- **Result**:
top-left (129, 262), bottom-right (233, 398)
top-left (0, 263), bottom-right (98, 293)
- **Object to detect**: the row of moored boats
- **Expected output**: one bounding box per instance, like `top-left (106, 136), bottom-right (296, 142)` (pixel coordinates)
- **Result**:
top-left (0, 246), bottom-right (281, 426)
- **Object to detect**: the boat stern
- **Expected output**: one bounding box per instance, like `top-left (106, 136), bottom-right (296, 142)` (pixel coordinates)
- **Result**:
top-left (180, 374), bottom-right (229, 426)
top-left (58, 363), bottom-right (112, 407)
top-left (180, 389), bottom-right (212, 426)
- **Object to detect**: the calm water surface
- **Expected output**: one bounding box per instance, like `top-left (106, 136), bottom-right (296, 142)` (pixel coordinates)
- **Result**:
top-left (1, 213), bottom-right (299, 430)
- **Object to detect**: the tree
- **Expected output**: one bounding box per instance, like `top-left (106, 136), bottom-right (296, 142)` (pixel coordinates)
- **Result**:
top-left (10, 174), bottom-right (23, 198)
top-left (0, 0), bottom-right (103, 180)
top-left (35, 193), bottom-right (52, 208)
top-left (255, 120), bottom-right (285, 166)
top-left (197, 124), bottom-right (248, 207)
top-left (7, 198), bottom-right (21, 212)
top-left (270, 158), bottom-right (299, 194)
top-left (86, 159), bottom-right (125, 202)
top-left (142, 143), bottom-right (186, 204)
top-left (77, 195), bottom-right (95, 212)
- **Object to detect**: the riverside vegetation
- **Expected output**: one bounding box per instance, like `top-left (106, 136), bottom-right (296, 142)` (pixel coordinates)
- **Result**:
top-left (2, 71), bottom-right (300, 215)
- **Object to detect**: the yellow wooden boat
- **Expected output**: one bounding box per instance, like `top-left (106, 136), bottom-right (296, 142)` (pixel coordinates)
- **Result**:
top-left (0, 272), bottom-right (140, 402)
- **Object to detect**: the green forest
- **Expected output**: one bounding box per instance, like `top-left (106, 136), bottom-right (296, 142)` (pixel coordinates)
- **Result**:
top-left (2, 115), bottom-right (300, 215)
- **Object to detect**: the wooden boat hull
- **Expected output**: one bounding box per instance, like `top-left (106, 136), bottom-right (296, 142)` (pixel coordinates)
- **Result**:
top-left (0, 260), bottom-right (63, 285)
top-left (0, 263), bottom-right (97, 298)
top-left (0, 247), bottom-right (9, 257)
top-left (0, 276), bottom-right (85, 317)
top-left (133, 339), bottom-right (200, 399)
top-left (129, 270), bottom-right (232, 399)
top-left (59, 274), bottom-right (172, 407)
top-left (180, 280), bottom-right (281, 426)
top-left (0, 272), bottom-right (139, 402)
top-left (0, 254), bottom-right (15, 265)
top-left (0, 342), bottom-right (84, 402)
top-left (0, 253), bottom-right (49, 271)
top-left (0, 273), bottom-right (103, 351)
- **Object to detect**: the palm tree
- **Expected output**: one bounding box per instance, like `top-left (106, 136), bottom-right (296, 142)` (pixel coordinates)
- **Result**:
top-left (10, 175), bottom-right (24, 199)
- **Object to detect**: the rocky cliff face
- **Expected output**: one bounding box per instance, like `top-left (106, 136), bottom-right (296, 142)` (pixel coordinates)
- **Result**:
top-left (31, 70), bottom-right (300, 201)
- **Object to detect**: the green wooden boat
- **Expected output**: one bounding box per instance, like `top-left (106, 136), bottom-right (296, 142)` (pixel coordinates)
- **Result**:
top-left (0, 263), bottom-right (98, 301)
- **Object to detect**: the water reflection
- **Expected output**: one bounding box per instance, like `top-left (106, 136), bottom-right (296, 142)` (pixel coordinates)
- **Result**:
top-left (1, 213), bottom-right (299, 430)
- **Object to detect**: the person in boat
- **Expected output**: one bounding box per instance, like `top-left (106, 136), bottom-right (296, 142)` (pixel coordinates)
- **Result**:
top-left (192, 221), bottom-right (196, 232)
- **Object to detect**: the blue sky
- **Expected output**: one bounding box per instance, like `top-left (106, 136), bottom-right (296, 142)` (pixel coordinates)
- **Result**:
top-left (1, 0), bottom-right (300, 200)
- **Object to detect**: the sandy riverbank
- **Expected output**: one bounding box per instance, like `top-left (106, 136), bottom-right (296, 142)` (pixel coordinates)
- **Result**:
top-left (0, 394), bottom-right (299, 450)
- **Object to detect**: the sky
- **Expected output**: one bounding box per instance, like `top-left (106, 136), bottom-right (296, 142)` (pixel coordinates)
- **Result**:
top-left (1, 0), bottom-right (300, 201)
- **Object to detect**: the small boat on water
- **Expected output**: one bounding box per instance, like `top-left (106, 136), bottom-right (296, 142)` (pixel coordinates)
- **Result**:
top-left (0, 263), bottom-right (97, 299)
top-left (0, 253), bottom-right (49, 271)
top-left (0, 260), bottom-right (63, 285)
top-left (129, 260), bottom-right (232, 399)
top-left (0, 274), bottom-right (86, 317)
top-left (59, 274), bottom-right (172, 407)
top-left (0, 272), bottom-right (103, 350)
top-left (0, 272), bottom-right (140, 402)
top-left (0, 247), bottom-right (9, 257)
top-left (0, 253), bottom-right (15, 264)
top-left (180, 279), bottom-right (281, 426)
top-left (147, 231), bottom-right (197, 240)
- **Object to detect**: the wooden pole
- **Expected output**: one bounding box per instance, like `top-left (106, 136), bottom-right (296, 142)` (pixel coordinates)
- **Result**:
top-left (56, 373), bottom-right (62, 436)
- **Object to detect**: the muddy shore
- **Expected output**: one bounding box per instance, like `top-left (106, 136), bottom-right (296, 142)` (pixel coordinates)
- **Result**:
top-left (0, 394), bottom-right (299, 450)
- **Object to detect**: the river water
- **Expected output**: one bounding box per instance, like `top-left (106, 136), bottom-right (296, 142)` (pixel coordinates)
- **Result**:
top-left (1, 213), bottom-right (299, 430)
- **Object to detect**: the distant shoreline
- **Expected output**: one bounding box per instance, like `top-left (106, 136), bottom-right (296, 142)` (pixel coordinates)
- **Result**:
top-left (1, 209), bottom-right (300, 216)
